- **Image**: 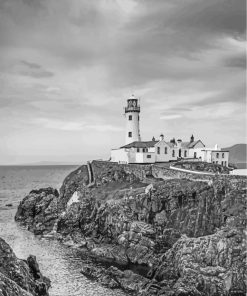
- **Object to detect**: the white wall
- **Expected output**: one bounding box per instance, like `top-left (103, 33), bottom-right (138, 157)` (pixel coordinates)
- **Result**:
top-left (203, 150), bottom-right (212, 162)
top-left (110, 148), bottom-right (129, 163)
top-left (211, 151), bottom-right (229, 166)
top-left (154, 141), bottom-right (190, 162)
top-left (136, 152), bottom-right (155, 163)
top-left (155, 141), bottom-right (174, 162)
top-left (125, 111), bottom-right (140, 144)
top-left (188, 148), bottom-right (205, 159)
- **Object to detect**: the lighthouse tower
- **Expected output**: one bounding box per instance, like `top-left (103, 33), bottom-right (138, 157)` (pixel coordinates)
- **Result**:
top-left (125, 95), bottom-right (141, 144)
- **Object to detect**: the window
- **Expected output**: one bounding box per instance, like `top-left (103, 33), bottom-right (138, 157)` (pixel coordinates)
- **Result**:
top-left (147, 155), bottom-right (151, 158)
top-left (172, 150), bottom-right (175, 157)
top-left (137, 148), bottom-right (140, 152)
top-left (194, 152), bottom-right (197, 158)
top-left (129, 115), bottom-right (132, 120)
top-left (221, 161), bottom-right (224, 166)
top-left (184, 150), bottom-right (187, 157)
top-left (128, 132), bottom-right (132, 137)
top-left (216, 153), bottom-right (219, 158)
top-left (138, 115), bottom-right (140, 121)
top-left (165, 147), bottom-right (167, 154)
top-left (222, 153), bottom-right (224, 158)
top-left (143, 148), bottom-right (145, 152)
top-left (157, 147), bottom-right (160, 154)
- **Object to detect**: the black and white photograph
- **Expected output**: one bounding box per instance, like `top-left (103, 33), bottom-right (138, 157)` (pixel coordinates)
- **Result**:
top-left (0, 0), bottom-right (246, 295)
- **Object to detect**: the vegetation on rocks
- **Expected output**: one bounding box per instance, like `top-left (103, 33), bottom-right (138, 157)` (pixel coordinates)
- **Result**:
top-left (15, 160), bottom-right (247, 295)
top-left (172, 161), bottom-right (231, 174)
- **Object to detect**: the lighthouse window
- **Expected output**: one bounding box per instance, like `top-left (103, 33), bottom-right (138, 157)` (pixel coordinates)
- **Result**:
top-left (128, 132), bottom-right (132, 137)
top-left (129, 115), bottom-right (132, 120)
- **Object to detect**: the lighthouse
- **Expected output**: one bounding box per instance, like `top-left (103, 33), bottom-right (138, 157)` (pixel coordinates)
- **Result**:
top-left (125, 94), bottom-right (141, 144)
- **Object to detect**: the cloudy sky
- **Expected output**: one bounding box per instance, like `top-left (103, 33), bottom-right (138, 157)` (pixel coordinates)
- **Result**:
top-left (0, 0), bottom-right (246, 164)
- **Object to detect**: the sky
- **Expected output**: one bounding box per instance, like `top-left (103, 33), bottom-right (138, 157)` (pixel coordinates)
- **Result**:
top-left (0, 0), bottom-right (246, 164)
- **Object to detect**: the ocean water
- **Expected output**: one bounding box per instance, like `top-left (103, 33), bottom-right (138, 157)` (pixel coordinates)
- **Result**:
top-left (0, 165), bottom-right (126, 296)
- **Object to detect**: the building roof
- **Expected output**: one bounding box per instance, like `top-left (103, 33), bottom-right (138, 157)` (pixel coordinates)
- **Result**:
top-left (181, 140), bottom-right (205, 148)
top-left (120, 141), bottom-right (158, 149)
top-left (120, 139), bottom-right (205, 149)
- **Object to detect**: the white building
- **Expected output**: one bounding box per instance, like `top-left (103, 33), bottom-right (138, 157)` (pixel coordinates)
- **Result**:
top-left (110, 97), bottom-right (229, 166)
top-left (202, 145), bottom-right (229, 166)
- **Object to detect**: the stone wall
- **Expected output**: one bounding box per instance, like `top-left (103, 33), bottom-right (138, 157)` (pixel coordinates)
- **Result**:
top-left (152, 164), bottom-right (213, 182)
top-left (173, 160), bottom-right (230, 173)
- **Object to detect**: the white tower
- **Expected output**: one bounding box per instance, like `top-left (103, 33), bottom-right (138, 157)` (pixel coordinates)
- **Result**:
top-left (125, 95), bottom-right (141, 144)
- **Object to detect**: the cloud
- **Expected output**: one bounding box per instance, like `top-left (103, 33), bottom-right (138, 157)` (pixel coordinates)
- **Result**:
top-left (223, 53), bottom-right (246, 68)
top-left (33, 118), bottom-right (123, 132)
top-left (20, 69), bottom-right (54, 78)
top-left (21, 60), bottom-right (41, 69)
top-left (0, 0), bottom-right (246, 163)
top-left (19, 60), bottom-right (54, 78)
top-left (160, 114), bottom-right (182, 120)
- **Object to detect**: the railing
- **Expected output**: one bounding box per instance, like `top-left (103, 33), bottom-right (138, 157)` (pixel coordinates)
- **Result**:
top-left (125, 106), bottom-right (140, 112)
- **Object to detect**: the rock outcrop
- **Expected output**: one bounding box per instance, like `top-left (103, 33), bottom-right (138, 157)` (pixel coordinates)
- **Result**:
top-left (15, 187), bottom-right (59, 235)
top-left (15, 160), bottom-right (247, 295)
top-left (0, 237), bottom-right (50, 296)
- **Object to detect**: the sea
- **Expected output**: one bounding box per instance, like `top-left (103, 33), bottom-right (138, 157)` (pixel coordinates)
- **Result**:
top-left (0, 165), bottom-right (126, 296)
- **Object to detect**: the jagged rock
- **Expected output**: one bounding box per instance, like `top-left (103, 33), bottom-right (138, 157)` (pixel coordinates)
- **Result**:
top-left (59, 165), bottom-right (89, 210)
top-left (173, 161), bottom-right (231, 174)
top-left (15, 160), bottom-right (247, 295)
top-left (81, 265), bottom-right (150, 292)
top-left (151, 227), bottom-right (246, 296)
top-left (15, 187), bottom-right (59, 234)
top-left (0, 237), bottom-right (50, 296)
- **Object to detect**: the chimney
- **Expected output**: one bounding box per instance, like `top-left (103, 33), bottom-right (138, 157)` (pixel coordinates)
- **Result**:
top-left (177, 139), bottom-right (182, 148)
top-left (152, 136), bottom-right (155, 141)
top-left (190, 134), bottom-right (194, 143)
top-left (159, 134), bottom-right (164, 141)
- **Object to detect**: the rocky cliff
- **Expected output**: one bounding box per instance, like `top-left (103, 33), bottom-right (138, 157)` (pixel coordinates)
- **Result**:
top-left (0, 237), bottom-right (50, 296)
top-left (15, 160), bottom-right (247, 295)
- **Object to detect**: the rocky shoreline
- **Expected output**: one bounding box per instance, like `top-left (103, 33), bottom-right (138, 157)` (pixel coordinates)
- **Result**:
top-left (15, 160), bottom-right (247, 295)
top-left (0, 237), bottom-right (50, 296)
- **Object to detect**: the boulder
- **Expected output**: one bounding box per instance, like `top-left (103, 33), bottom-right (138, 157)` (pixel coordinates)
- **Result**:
top-left (151, 227), bottom-right (246, 296)
top-left (15, 187), bottom-right (59, 235)
top-left (0, 237), bottom-right (50, 296)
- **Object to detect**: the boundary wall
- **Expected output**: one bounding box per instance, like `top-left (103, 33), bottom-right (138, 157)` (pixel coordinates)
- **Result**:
top-left (90, 160), bottom-right (246, 184)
